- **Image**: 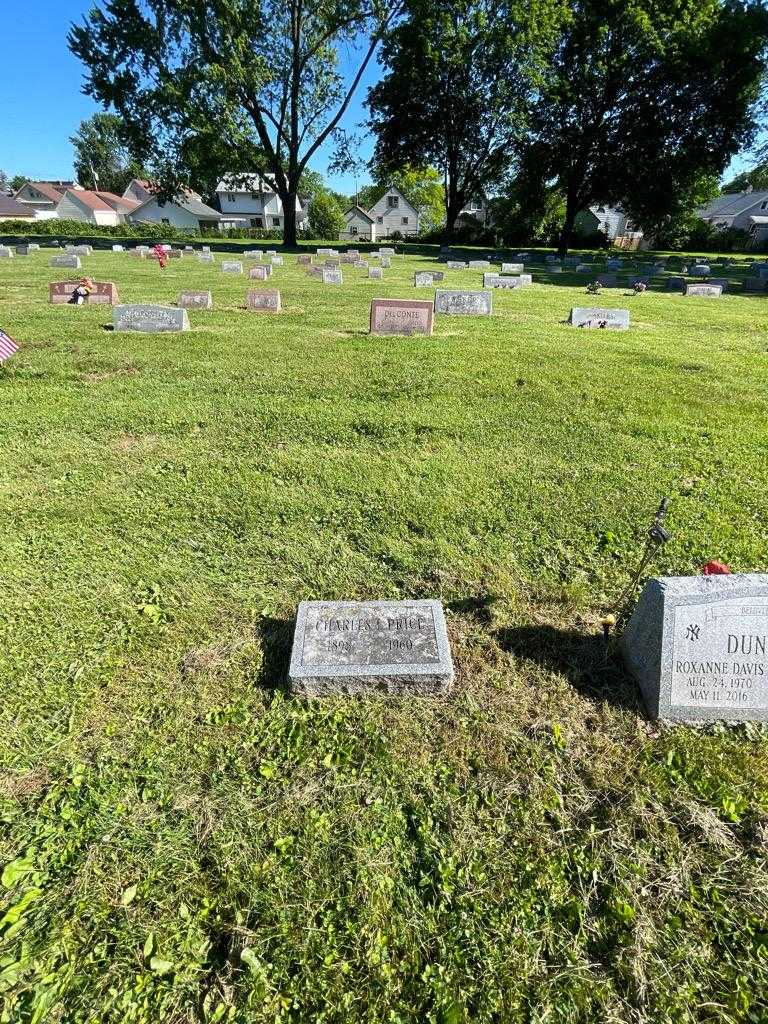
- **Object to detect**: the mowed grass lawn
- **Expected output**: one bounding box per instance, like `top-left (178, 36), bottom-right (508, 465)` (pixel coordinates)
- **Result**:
top-left (1, 248), bottom-right (768, 1023)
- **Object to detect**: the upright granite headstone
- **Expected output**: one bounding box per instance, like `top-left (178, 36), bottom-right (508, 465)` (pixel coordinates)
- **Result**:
top-left (0, 247), bottom-right (14, 258)
top-left (50, 281), bottom-right (119, 305)
top-left (297, 254), bottom-right (312, 265)
top-left (50, 255), bottom-right (81, 269)
top-left (483, 273), bottom-right (522, 289)
top-left (369, 267), bottom-right (383, 279)
top-left (744, 278), bottom-right (767, 293)
top-left (113, 304), bottom-right (190, 332)
top-left (468, 260), bottom-right (491, 270)
top-left (569, 307), bottom-right (630, 329)
top-left (198, 253), bottom-right (214, 263)
top-left (446, 261), bottom-right (467, 270)
top-left (685, 283), bottom-right (722, 298)
top-left (221, 261), bottom-right (243, 274)
top-left (434, 289), bottom-right (492, 315)
top-left (597, 274), bottom-right (618, 287)
top-left (689, 263), bottom-right (711, 276)
top-left (112, 244), bottom-right (125, 252)
top-left (15, 246), bottom-right (30, 256)
top-left (414, 271), bottom-right (437, 287)
top-left (178, 291), bottom-right (213, 310)
top-left (322, 267), bottom-right (343, 285)
top-left (622, 574), bottom-right (768, 722)
top-left (502, 263), bottom-right (524, 274)
top-left (288, 599), bottom-right (454, 696)
top-left (666, 277), bottom-right (685, 291)
top-left (370, 298), bottom-right (434, 336)
top-left (246, 289), bottom-right (281, 312)
top-left (249, 265), bottom-right (272, 280)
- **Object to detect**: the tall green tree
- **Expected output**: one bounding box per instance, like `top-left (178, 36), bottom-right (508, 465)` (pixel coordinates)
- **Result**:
top-left (69, 0), bottom-right (401, 245)
top-left (722, 160), bottom-right (768, 193)
top-left (367, 0), bottom-right (564, 241)
top-left (516, 0), bottom-right (768, 254)
top-left (70, 113), bottom-right (145, 194)
top-left (308, 190), bottom-right (346, 238)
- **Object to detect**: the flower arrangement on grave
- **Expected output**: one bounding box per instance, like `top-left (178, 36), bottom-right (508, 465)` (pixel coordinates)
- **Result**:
top-left (586, 280), bottom-right (602, 294)
top-left (633, 281), bottom-right (647, 294)
top-left (69, 277), bottom-right (94, 305)
top-left (701, 560), bottom-right (732, 575)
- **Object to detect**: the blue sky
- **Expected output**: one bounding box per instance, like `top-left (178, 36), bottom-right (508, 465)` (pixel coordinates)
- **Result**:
top-left (0, 1), bottom-right (754, 194)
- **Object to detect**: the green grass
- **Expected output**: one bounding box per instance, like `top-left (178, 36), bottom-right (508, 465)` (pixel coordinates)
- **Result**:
top-left (1, 249), bottom-right (767, 1024)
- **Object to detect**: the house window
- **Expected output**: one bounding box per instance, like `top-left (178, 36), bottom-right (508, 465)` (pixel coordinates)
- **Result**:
top-left (272, 217), bottom-right (280, 227)
top-left (761, 201), bottom-right (768, 211)
top-left (402, 217), bottom-right (409, 225)
top-left (161, 218), bottom-right (170, 225)
top-left (387, 195), bottom-right (398, 209)
top-left (228, 193), bottom-right (236, 202)
top-left (350, 226), bottom-right (358, 236)
top-left (377, 215), bottom-right (383, 224)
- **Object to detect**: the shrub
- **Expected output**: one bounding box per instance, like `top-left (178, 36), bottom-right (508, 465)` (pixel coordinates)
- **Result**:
top-left (308, 192), bottom-right (346, 240)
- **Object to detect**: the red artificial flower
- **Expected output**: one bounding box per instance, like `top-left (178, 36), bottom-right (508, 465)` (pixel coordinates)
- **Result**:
top-left (701, 560), bottom-right (732, 575)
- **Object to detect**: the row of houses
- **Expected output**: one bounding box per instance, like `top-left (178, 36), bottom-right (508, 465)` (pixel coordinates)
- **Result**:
top-left (0, 176), bottom-right (427, 238)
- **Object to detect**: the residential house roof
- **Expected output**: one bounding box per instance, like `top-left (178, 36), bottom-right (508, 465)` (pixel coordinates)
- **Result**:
top-left (344, 205), bottom-right (375, 223)
top-left (215, 173), bottom-right (275, 194)
top-left (0, 196), bottom-right (37, 218)
top-left (130, 192), bottom-right (223, 221)
top-left (63, 189), bottom-right (128, 213)
top-left (97, 193), bottom-right (142, 214)
top-left (698, 191), bottom-right (768, 220)
top-left (15, 181), bottom-right (66, 204)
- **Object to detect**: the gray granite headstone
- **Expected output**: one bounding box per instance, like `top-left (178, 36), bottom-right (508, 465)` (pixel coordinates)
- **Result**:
top-left (50, 255), bottom-right (81, 269)
top-left (622, 574), bottom-right (768, 722)
top-left (178, 291), bottom-right (213, 309)
top-left (221, 261), bottom-right (243, 274)
top-left (289, 599), bottom-right (454, 696)
top-left (380, 258), bottom-right (391, 269)
top-left (468, 260), bottom-right (491, 270)
top-left (689, 263), bottom-right (711, 276)
top-left (597, 274), bottom-right (617, 287)
top-left (322, 267), bottom-right (343, 285)
top-left (685, 283), bottom-right (722, 298)
top-left (434, 289), bottom-right (492, 315)
top-left (666, 276), bottom-right (685, 291)
top-left (744, 278), bottom-right (767, 293)
top-left (15, 246), bottom-right (30, 256)
top-left (706, 278), bottom-right (728, 292)
top-left (246, 288), bottom-right (281, 312)
top-left (446, 261), bottom-right (467, 270)
top-left (112, 244), bottom-right (125, 252)
top-left (569, 307), bottom-right (630, 329)
top-left (502, 263), bottom-right (524, 274)
top-left (249, 265), bottom-right (272, 280)
top-left (368, 267), bottom-right (383, 279)
top-left (198, 253), bottom-right (214, 263)
top-left (113, 304), bottom-right (190, 332)
top-left (0, 247), bottom-right (14, 258)
top-left (483, 273), bottom-right (523, 289)
top-left (414, 271), bottom-right (436, 287)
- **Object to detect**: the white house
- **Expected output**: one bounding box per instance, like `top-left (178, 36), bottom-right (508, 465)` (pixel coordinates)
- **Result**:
top-left (458, 196), bottom-right (494, 228)
top-left (697, 190), bottom-right (768, 247)
top-left (574, 204), bottom-right (645, 248)
top-left (213, 174), bottom-right (309, 230)
top-left (55, 189), bottom-right (140, 226)
top-left (341, 205), bottom-right (377, 242)
top-left (366, 186), bottom-right (420, 237)
top-left (13, 181), bottom-right (74, 221)
top-left (128, 190), bottom-right (223, 231)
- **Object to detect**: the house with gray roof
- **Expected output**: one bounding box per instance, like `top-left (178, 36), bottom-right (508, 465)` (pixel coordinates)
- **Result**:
top-left (127, 188), bottom-right (223, 231)
top-left (697, 190), bottom-right (768, 246)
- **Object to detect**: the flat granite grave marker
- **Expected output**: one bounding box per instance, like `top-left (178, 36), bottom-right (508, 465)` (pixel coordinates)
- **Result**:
top-left (370, 298), bottom-right (434, 336)
top-left (113, 304), bottom-right (189, 332)
top-left (434, 289), bottom-right (492, 315)
top-left (685, 283), bottom-right (722, 298)
top-left (322, 267), bottom-right (343, 285)
top-left (221, 261), bottom-right (243, 274)
top-left (288, 599), bottom-right (454, 696)
top-left (246, 288), bottom-right (281, 312)
top-left (622, 574), bottom-right (768, 722)
top-left (50, 281), bottom-right (119, 305)
top-left (249, 265), bottom-right (272, 280)
top-left (569, 307), bottom-right (630, 329)
top-left (178, 291), bottom-right (213, 310)
top-left (50, 255), bottom-right (81, 269)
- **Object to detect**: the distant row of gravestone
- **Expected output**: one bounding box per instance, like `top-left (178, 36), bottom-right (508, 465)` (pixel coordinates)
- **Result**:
top-left (287, 573), bottom-right (768, 725)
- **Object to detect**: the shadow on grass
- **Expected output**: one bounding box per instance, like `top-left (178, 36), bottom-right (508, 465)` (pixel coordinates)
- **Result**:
top-left (495, 623), bottom-right (643, 715)
top-left (254, 615), bottom-right (294, 693)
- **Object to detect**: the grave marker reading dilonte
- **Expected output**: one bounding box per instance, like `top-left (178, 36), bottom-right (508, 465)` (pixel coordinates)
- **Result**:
top-left (370, 298), bottom-right (434, 336)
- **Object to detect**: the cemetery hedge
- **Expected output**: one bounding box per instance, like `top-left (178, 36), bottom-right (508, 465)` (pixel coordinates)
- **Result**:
top-left (1, 249), bottom-right (767, 1023)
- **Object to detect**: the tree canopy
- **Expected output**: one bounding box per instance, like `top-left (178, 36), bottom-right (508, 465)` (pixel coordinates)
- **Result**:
top-left (70, 113), bottom-right (145, 195)
top-left (723, 160), bottom-right (768, 193)
top-left (515, 0), bottom-right (768, 253)
top-left (367, 0), bottom-right (564, 240)
top-left (69, 0), bottom-right (401, 244)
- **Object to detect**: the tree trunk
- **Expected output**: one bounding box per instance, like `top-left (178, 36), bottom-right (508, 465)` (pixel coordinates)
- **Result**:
top-left (282, 191), bottom-right (297, 248)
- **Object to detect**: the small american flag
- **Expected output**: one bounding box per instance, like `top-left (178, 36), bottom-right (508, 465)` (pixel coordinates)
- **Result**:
top-left (0, 328), bottom-right (19, 363)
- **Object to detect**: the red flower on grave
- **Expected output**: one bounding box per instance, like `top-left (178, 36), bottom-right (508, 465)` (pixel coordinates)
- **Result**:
top-left (701, 560), bottom-right (732, 575)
